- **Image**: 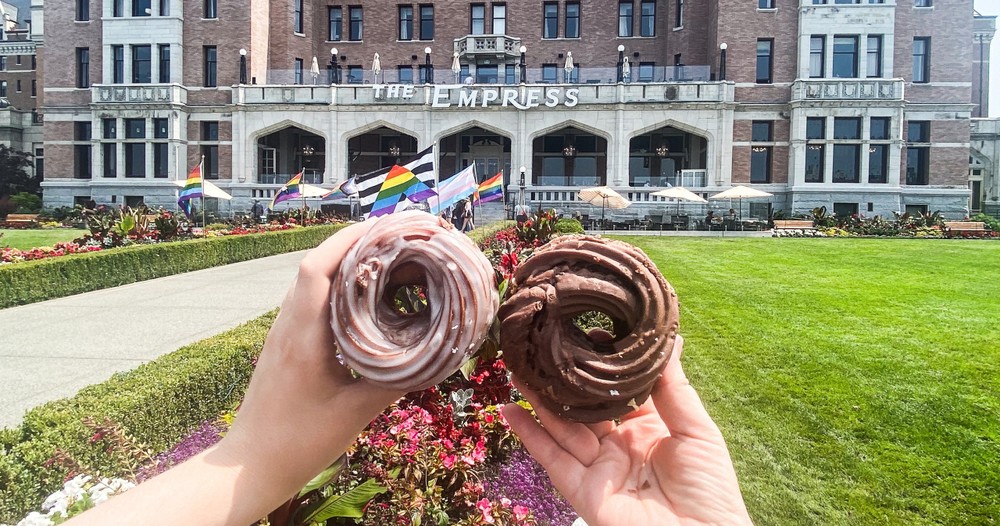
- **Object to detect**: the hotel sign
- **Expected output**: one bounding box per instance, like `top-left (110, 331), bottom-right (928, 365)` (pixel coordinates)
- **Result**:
top-left (372, 84), bottom-right (581, 109)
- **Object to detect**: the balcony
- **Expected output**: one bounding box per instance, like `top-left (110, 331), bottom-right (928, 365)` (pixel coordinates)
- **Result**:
top-left (258, 171), bottom-right (324, 185)
top-left (454, 34), bottom-right (522, 60)
top-left (92, 84), bottom-right (187, 105)
top-left (791, 79), bottom-right (904, 101)
top-left (238, 85), bottom-right (331, 104)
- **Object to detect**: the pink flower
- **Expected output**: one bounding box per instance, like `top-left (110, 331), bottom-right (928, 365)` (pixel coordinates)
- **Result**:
top-left (501, 497), bottom-right (512, 507)
top-left (484, 413), bottom-right (495, 424)
top-left (513, 505), bottom-right (529, 521)
top-left (442, 454), bottom-right (456, 469)
top-left (477, 498), bottom-right (495, 524)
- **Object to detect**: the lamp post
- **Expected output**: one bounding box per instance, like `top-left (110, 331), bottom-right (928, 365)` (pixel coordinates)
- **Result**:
top-left (330, 47), bottom-right (341, 84)
top-left (719, 42), bottom-right (728, 81)
top-left (617, 44), bottom-right (625, 83)
top-left (519, 45), bottom-right (527, 83)
top-left (517, 166), bottom-right (527, 219)
top-left (239, 48), bottom-right (247, 84)
top-left (424, 46), bottom-right (433, 84)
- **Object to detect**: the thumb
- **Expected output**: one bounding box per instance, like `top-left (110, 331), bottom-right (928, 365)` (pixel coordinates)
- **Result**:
top-left (651, 335), bottom-right (723, 440)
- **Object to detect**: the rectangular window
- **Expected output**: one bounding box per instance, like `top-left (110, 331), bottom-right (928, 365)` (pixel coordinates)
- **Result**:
top-left (915, 0), bottom-right (931, 6)
top-left (103, 118), bottom-right (117, 139)
top-left (294, 58), bottom-right (304, 84)
top-left (15, 80), bottom-right (20, 93)
top-left (640, 0), bottom-right (655, 36)
top-left (832, 35), bottom-right (858, 78)
top-left (158, 44), bottom-right (170, 83)
top-left (202, 145), bottom-right (219, 179)
top-left (805, 145), bottom-right (825, 182)
top-left (756, 39), bottom-right (773, 84)
top-left (870, 117), bottom-right (890, 140)
top-left (673, 0), bottom-right (683, 28)
top-left (399, 6), bottom-right (413, 40)
top-left (0, 81), bottom-right (7, 97)
top-left (76, 0), bottom-right (89, 21)
top-left (132, 0), bottom-right (151, 17)
top-left (349, 7), bottom-right (363, 41)
top-left (506, 64), bottom-right (516, 83)
top-left (493, 4), bottom-right (506, 34)
top-left (867, 35), bottom-right (882, 77)
top-left (329, 7), bottom-right (342, 40)
top-left (204, 46), bottom-right (217, 87)
top-left (202, 121), bottom-right (219, 141)
top-left (752, 121), bottom-right (773, 142)
top-left (750, 147), bottom-right (772, 183)
top-left (638, 62), bottom-right (654, 82)
top-left (154, 142), bottom-right (168, 178)
top-left (294, 0), bottom-right (303, 33)
top-left (832, 144), bottom-right (860, 183)
top-left (0, 57), bottom-right (6, 70)
top-left (125, 118), bottom-right (145, 139)
top-left (153, 118), bottom-right (168, 138)
top-left (398, 66), bottom-right (413, 84)
top-left (159, 0), bottom-right (169, 16)
top-left (76, 48), bottom-right (90, 88)
top-left (204, 0), bottom-right (217, 18)
top-left (75, 144), bottom-right (93, 179)
top-left (132, 44), bottom-right (151, 83)
top-left (913, 37), bottom-right (930, 83)
top-left (113, 0), bottom-right (123, 17)
top-left (476, 65), bottom-right (498, 83)
top-left (348, 65), bottom-right (363, 83)
top-left (76, 121), bottom-right (93, 141)
top-left (758, 0), bottom-right (775, 7)
top-left (833, 202), bottom-right (859, 217)
top-left (544, 3), bottom-right (558, 38)
top-left (113, 45), bottom-right (125, 83)
top-left (419, 5), bottom-right (434, 40)
top-left (542, 64), bottom-right (557, 83)
top-left (125, 143), bottom-right (146, 177)
top-left (31, 80), bottom-right (36, 96)
top-left (619, 2), bottom-right (633, 37)
top-left (103, 143), bottom-right (117, 177)
top-left (565, 2), bottom-right (580, 38)
top-left (810, 36), bottom-right (825, 78)
top-left (834, 117), bottom-right (861, 140)
top-left (471, 4), bottom-right (485, 34)
top-left (868, 144), bottom-right (888, 183)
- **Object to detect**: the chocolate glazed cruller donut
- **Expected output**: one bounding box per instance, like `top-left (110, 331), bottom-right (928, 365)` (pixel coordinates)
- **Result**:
top-left (330, 210), bottom-right (499, 392)
top-left (498, 235), bottom-right (680, 422)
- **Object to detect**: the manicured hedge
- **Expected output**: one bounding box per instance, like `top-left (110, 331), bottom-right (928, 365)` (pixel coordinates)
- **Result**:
top-left (0, 225), bottom-right (346, 308)
top-left (0, 312), bottom-right (274, 524)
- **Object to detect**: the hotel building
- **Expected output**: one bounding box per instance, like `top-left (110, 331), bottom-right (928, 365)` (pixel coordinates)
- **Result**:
top-left (24, 0), bottom-right (996, 219)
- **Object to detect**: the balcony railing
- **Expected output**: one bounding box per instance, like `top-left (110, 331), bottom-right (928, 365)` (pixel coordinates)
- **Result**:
top-left (92, 84), bottom-right (187, 104)
top-left (454, 34), bottom-right (522, 58)
top-left (259, 171), bottom-right (324, 185)
top-left (791, 78), bottom-right (904, 101)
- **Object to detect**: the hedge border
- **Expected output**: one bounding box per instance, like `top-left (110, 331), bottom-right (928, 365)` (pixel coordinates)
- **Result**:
top-left (0, 224), bottom-right (346, 309)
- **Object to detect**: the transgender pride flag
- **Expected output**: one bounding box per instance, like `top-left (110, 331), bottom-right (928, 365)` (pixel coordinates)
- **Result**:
top-left (177, 161), bottom-right (203, 217)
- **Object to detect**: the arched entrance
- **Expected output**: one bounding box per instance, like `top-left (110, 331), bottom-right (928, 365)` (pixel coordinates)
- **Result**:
top-left (346, 126), bottom-right (419, 177)
top-left (256, 126), bottom-right (326, 184)
top-left (531, 126), bottom-right (607, 186)
top-left (628, 126), bottom-right (708, 187)
top-left (438, 126), bottom-right (512, 185)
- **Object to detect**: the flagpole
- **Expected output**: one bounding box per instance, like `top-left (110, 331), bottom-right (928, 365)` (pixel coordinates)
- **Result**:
top-left (199, 156), bottom-right (206, 234)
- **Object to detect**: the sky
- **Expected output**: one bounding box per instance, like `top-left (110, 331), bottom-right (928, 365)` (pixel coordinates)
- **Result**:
top-left (979, 0), bottom-right (1000, 117)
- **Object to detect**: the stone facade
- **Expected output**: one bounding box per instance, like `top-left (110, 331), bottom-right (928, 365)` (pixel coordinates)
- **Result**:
top-left (24, 0), bottom-right (995, 219)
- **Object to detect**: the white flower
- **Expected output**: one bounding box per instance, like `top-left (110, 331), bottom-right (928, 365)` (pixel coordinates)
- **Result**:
top-left (14, 512), bottom-right (53, 526)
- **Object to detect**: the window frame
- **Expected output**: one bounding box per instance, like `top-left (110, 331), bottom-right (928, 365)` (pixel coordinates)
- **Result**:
top-left (349, 6), bottom-right (363, 41)
top-left (619, 1), bottom-right (634, 38)
top-left (866, 35), bottom-right (882, 78)
top-left (913, 37), bottom-right (930, 83)
top-left (809, 35), bottom-right (825, 78)
top-left (131, 44), bottom-right (152, 83)
top-left (543, 2), bottom-right (559, 39)
top-left (76, 47), bottom-right (90, 88)
top-left (204, 46), bottom-right (218, 87)
top-left (470, 4), bottom-right (485, 35)
top-left (640, 0), bottom-right (656, 36)
top-left (565, 2), bottom-right (580, 38)
top-left (756, 38), bottom-right (773, 84)
top-left (328, 7), bottom-right (342, 41)
top-left (76, 0), bottom-right (90, 21)
top-left (492, 4), bottom-right (506, 35)
top-left (294, 58), bottom-right (304, 84)
top-left (204, 0), bottom-right (217, 19)
top-left (832, 35), bottom-right (859, 78)
top-left (158, 44), bottom-right (170, 83)
top-left (132, 0), bottom-right (151, 17)
top-left (113, 45), bottom-right (125, 84)
top-left (399, 5), bottom-right (414, 41)
top-left (419, 5), bottom-right (434, 40)
top-left (293, 0), bottom-right (304, 33)
top-left (674, 0), bottom-right (683, 29)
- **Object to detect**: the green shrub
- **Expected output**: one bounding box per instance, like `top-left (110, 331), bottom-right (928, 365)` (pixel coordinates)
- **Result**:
top-left (0, 312), bottom-right (274, 523)
top-left (971, 213), bottom-right (1000, 232)
top-left (555, 218), bottom-right (585, 235)
top-left (10, 192), bottom-right (42, 214)
top-left (0, 224), bottom-right (346, 308)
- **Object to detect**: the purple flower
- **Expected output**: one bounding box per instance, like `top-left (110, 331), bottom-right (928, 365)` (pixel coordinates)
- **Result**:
top-left (136, 420), bottom-right (225, 481)
top-left (483, 447), bottom-right (578, 526)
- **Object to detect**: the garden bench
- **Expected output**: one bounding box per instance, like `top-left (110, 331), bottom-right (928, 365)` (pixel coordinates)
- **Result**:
top-left (5, 213), bottom-right (39, 224)
top-left (772, 219), bottom-right (816, 231)
top-left (943, 221), bottom-right (986, 233)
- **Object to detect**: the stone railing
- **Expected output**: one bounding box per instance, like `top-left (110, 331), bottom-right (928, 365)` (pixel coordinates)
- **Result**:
top-left (454, 34), bottom-right (521, 58)
top-left (238, 86), bottom-right (332, 104)
top-left (92, 84), bottom-right (187, 104)
top-left (791, 79), bottom-right (904, 101)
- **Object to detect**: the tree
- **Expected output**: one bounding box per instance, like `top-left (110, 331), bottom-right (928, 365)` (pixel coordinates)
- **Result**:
top-left (0, 144), bottom-right (36, 198)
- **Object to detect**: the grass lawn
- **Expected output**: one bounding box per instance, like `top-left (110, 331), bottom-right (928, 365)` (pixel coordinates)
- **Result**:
top-left (617, 237), bottom-right (1000, 525)
top-left (0, 229), bottom-right (89, 250)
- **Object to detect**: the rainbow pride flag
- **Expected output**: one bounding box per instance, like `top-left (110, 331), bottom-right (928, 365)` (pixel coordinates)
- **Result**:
top-left (368, 164), bottom-right (437, 218)
top-left (177, 163), bottom-right (203, 217)
top-left (473, 172), bottom-right (504, 205)
top-left (271, 171), bottom-right (303, 208)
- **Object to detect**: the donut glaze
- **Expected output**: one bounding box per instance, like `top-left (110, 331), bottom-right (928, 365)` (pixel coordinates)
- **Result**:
top-left (498, 235), bottom-right (679, 422)
top-left (331, 211), bottom-right (499, 391)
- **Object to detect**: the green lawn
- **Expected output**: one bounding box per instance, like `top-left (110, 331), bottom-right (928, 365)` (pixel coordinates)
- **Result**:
top-left (617, 237), bottom-right (1000, 525)
top-left (0, 229), bottom-right (89, 250)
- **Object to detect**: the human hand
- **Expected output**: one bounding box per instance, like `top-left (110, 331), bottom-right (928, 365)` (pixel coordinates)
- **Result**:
top-left (501, 336), bottom-right (753, 526)
top-left (219, 221), bottom-right (406, 501)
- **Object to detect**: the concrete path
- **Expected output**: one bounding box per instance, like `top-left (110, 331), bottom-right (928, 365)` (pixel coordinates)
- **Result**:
top-left (0, 250), bottom-right (307, 430)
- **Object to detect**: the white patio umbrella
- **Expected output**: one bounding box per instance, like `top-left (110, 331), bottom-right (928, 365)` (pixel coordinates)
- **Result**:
top-left (564, 51), bottom-right (575, 82)
top-left (578, 186), bottom-right (631, 225)
top-left (310, 56), bottom-right (321, 84)
top-left (652, 186), bottom-right (707, 215)
top-left (709, 185), bottom-right (773, 221)
top-left (371, 52), bottom-right (381, 83)
top-left (451, 52), bottom-right (461, 79)
top-left (622, 57), bottom-right (631, 81)
top-left (171, 179), bottom-right (232, 200)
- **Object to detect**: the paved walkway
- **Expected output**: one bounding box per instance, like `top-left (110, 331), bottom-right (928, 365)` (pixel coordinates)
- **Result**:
top-left (0, 251), bottom-right (307, 430)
